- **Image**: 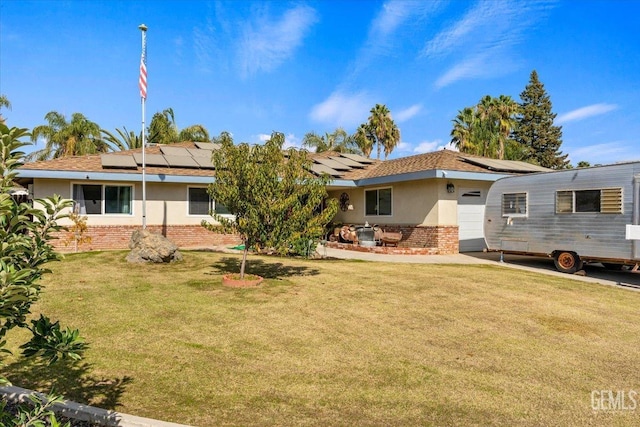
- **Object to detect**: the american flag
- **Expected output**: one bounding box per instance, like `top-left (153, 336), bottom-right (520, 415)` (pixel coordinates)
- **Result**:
top-left (139, 30), bottom-right (147, 99)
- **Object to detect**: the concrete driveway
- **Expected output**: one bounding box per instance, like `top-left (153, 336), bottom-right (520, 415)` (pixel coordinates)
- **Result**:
top-left (318, 245), bottom-right (640, 292)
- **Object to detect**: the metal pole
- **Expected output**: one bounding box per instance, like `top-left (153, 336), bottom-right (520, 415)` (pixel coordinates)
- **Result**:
top-left (139, 24), bottom-right (147, 229)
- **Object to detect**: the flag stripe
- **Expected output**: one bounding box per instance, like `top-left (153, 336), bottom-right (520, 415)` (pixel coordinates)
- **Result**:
top-left (139, 33), bottom-right (147, 99)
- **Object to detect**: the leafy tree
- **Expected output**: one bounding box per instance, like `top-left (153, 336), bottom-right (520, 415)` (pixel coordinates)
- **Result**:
top-left (576, 161), bottom-right (591, 168)
top-left (513, 70), bottom-right (569, 169)
top-left (202, 132), bottom-right (338, 279)
top-left (0, 124), bottom-right (85, 386)
top-left (362, 104), bottom-right (401, 160)
top-left (0, 94), bottom-right (10, 124)
top-left (29, 111), bottom-right (106, 161)
top-left (302, 128), bottom-right (358, 153)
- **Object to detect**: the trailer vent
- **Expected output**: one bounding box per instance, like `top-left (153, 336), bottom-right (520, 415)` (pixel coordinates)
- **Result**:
top-left (601, 187), bottom-right (623, 213)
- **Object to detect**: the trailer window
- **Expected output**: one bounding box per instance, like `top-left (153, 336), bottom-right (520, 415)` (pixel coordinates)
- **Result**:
top-left (502, 193), bottom-right (527, 216)
top-left (555, 188), bottom-right (622, 214)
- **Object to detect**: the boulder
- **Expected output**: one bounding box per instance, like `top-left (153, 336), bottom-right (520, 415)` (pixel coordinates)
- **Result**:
top-left (126, 229), bottom-right (183, 263)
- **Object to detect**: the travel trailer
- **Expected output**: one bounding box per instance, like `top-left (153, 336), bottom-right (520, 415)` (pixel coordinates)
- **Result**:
top-left (484, 162), bottom-right (640, 273)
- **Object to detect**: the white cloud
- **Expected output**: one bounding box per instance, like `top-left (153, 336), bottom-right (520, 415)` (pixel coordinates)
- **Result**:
top-left (425, 0), bottom-right (555, 87)
top-left (309, 91), bottom-right (373, 128)
top-left (556, 103), bottom-right (618, 124)
top-left (395, 104), bottom-right (422, 123)
top-left (238, 5), bottom-right (318, 77)
top-left (413, 140), bottom-right (442, 154)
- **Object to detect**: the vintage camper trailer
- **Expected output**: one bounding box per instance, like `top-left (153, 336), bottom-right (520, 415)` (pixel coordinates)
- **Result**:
top-left (484, 162), bottom-right (640, 273)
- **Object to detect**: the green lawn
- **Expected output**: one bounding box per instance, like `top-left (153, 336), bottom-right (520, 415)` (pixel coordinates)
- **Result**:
top-left (4, 250), bottom-right (640, 426)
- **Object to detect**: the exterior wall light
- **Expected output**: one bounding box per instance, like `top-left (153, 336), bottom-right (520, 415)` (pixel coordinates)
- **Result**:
top-left (447, 182), bottom-right (455, 193)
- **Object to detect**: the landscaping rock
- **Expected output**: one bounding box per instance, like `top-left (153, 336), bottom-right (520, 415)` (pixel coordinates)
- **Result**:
top-left (126, 229), bottom-right (183, 263)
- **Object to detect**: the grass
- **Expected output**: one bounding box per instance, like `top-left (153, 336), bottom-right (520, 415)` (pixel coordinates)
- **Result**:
top-left (4, 250), bottom-right (640, 426)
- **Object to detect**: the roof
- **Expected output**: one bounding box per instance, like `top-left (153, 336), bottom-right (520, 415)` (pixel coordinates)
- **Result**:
top-left (17, 143), bottom-right (548, 184)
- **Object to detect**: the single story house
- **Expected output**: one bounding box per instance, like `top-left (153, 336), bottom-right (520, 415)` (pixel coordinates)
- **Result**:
top-left (16, 142), bottom-right (547, 253)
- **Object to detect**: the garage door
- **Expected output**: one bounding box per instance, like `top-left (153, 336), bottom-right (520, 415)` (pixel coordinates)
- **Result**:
top-left (457, 188), bottom-right (487, 252)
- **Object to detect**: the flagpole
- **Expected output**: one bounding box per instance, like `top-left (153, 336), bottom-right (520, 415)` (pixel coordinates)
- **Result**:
top-left (139, 24), bottom-right (148, 229)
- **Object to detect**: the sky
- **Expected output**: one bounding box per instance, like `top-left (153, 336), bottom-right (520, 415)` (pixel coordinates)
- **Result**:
top-left (1, 0), bottom-right (639, 166)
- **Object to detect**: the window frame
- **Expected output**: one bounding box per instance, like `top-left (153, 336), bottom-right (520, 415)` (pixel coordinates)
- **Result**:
top-left (555, 188), bottom-right (623, 214)
top-left (71, 182), bottom-right (134, 216)
top-left (187, 186), bottom-right (232, 217)
top-left (364, 187), bottom-right (392, 217)
top-left (501, 192), bottom-right (528, 217)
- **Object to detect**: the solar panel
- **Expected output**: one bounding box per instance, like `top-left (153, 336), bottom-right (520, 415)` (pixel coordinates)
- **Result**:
top-left (164, 155), bottom-right (200, 168)
top-left (310, 163), bottom-right (342, 177)
top-left (133, 153), bottom-right (169, 166)
top-left (193, 157), bottom-right (216, 169)
top-left (314, 158), bottom-right (351, 170)
top-left (187, 148), bottom-right (213, 159)
top-left (194, 142), bottom-right (219, 150)
top-left (101, 154), bottom-right (138, 168)
top-left (460, 156), bottom-right (550, 173)
top-left (329, 156), bottom-right (364, 168)
top-left (160, 146), bottom-right (192, 157)
top-left (339, 153), bottom-right (375, 164)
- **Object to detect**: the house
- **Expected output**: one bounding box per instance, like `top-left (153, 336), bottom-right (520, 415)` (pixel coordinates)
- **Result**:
top-left (16, 142), bottom-right (548, 253)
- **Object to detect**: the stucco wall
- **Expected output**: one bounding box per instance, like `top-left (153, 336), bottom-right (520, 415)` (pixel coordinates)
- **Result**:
top-left (329, 178), bottom-right (456, 226)
top-left (33, 178), bottom-right (221, 227)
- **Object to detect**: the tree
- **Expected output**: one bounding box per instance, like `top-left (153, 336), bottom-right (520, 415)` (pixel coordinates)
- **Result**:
top-left (365, 104), bottom-right (401, 160)
top-left (147, 108), bottom-right (211, 144)
top-left (0, 94), bottom-right (10, 124)
top-left (0, 124), bottom-right (85, 386)
top-left (576, 161), bottom-right (591, 168)
top-left (202, 132), bottom-right (338, 279)
top-left (353, 124), bottom-right (374, 158)
top-left (451, 96), bottom-right (522, 160)
top-left (147, 108), bottom-right (179, 145)
top-left (101, 127), bottom-right (143, 151)
top-left (302, 128), bottom-right (358, 153)
top-left (513, 70), bottom-right (569, 169)
top-left (29, 111), bottom-right (106, 161)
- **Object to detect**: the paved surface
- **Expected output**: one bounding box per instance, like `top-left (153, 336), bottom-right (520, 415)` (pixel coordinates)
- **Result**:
top-left (317, 245), bottom-right (640, 291)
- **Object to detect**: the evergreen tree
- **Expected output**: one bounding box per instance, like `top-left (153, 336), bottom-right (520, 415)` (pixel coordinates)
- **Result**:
top-left (513, 70), bottom-right (569, 169)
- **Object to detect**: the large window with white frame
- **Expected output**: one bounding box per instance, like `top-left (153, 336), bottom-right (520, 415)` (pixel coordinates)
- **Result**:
top-left (72, 184), bottom-right (132, 215)
top-left (188, 187), bottom-right (230, 216)
top-left (365, 187), bottom-right (392, 216)
top-left (501, 192), bottom-right (527, 216)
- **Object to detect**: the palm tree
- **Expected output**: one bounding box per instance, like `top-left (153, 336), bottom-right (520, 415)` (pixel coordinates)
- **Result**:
top-left (367, 104), bottom-right (400, 160)
top-left (451, 107), bottom-right (481, 155)
top-left (492, 95), bottom-right (518, 160)
top-left (302, 128), bottom-right (357, 153)
top-left (101, 127), bottom-right (143, 151)
top-left (148, 108), bottom-right (179, 145)
top-left (354, 124), bottom-right (374, 158)
top-left (29, 111), bottom-right (105, 161)
top-left (179, 124), bottom-right (210, 142)
top-left (0, 94), bottom-right (10, 124)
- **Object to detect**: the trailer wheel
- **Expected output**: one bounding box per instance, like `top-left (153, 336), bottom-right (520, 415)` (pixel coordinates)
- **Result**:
top-left (553, 251), bottom-right (583, 273)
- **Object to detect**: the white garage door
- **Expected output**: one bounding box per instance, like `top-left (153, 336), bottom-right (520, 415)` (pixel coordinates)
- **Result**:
top-left (457, 188), bottom-right (487, 252)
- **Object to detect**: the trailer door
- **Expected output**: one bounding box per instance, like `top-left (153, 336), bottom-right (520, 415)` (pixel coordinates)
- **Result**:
top-left (634, 176), bottom-right (640, 259)
top-left (458, 188), bottom-right (487, 252)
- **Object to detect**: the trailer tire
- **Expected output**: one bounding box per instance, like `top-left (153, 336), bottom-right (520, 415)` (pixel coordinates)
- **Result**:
top-left (553, 251), bottom-right (583, 274)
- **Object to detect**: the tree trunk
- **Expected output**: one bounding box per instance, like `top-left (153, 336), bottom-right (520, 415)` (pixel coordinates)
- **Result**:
top-left (240, 246), bottom-right (248, 279)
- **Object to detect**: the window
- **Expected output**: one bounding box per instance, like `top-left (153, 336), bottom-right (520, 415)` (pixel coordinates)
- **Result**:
top-left (73, 184), bottom-right (132, 215)
top-left (502, 192), bottom-right (527, 216)
top-left (188, 187), bottom-right (230, 216)
top-left (556, 188), bottom-right (622, 214)
top-left (365, 188), bottom-right (392, 216)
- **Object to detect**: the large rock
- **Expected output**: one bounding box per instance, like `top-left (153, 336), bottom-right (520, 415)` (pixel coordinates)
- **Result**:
top-left (126, 229), bottom-right (183, 263)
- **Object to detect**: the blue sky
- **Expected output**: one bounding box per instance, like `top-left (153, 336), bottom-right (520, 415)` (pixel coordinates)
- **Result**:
top-left (1, 0), bottom-right (638, 165)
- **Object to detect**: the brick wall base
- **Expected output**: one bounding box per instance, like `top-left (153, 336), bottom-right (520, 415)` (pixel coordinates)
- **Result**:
top-left (329, 224), bottom-right (459, 255)
top-left (53, 225), bottom-right (242, 252)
